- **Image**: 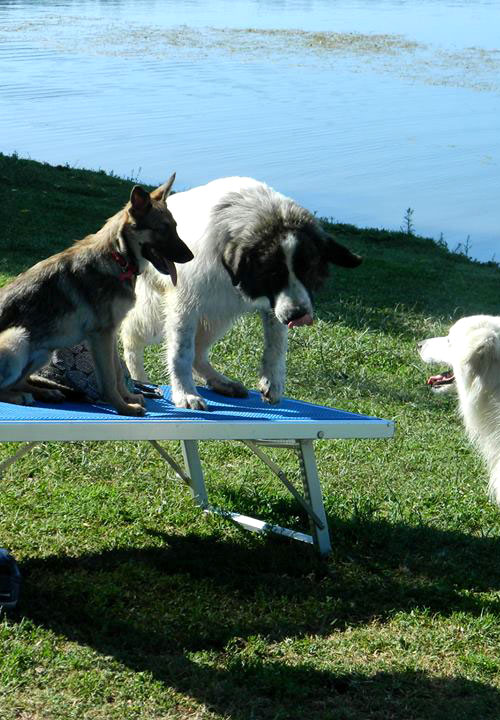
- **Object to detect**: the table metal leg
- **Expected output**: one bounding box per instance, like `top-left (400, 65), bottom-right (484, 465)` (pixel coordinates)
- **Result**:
top-left (180, 440), bottom-right (209, 508)
top-left (297, 439), bottom-right (332, 556)
top-left (0, 442), bottom-right (39, 478)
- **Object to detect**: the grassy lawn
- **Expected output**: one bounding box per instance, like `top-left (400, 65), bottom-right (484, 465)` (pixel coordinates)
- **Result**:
top-left (1, 152), bottom-right (500, 719)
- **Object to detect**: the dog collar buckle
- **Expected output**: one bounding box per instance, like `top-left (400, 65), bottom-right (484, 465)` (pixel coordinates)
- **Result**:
top-left (111, 251), bottom-right (138, 282)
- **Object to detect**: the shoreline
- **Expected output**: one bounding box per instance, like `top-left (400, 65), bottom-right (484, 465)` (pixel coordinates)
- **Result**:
top-left (1, 152), bottom-right (498, 275)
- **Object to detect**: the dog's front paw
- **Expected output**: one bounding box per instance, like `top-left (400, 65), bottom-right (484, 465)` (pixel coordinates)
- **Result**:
top-left (209, 378), bottom-right (248, 398)
top-left (120, 402), bottom-right (146, 417)
top-left (174, 393), bottom-right (208, 411)
top-left (123, 391), bottom-right (145, 407)
top-left (259, 377), bottom-right (283, 405)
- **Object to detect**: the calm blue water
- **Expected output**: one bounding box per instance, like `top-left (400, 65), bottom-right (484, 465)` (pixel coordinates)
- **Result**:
top-left (1, 0), bottom-right (499, 261)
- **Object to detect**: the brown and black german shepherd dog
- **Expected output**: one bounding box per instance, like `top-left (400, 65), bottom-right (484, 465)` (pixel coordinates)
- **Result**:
top-left (0, 173), bottom-right (193, 416)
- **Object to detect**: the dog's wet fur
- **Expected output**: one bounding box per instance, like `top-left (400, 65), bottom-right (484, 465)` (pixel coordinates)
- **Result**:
top-left (121, 177), bottom-right (362, 410)
top-left (0, 174), bottom-right (193, 415)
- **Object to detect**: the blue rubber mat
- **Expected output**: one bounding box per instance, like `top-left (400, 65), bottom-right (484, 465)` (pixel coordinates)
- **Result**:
top-left (0, 386), bottom-right (382, 425)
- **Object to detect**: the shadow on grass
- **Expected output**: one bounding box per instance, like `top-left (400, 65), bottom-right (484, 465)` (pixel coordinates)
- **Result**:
top-left (12, 520), bottom-right (500, 719)
top-left (137, 664), bottom-right (499, 720)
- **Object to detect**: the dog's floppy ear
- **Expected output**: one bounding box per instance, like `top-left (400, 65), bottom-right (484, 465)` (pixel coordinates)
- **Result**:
top-left (129, 185), bottom-right (152, 219)
top-left (322, 232), bottom-right (362, 268)
top-left (221, 242), bottom-right (248, 286)
top-left (465, 329), bottom-right (500, 381)
top-left (150, 173), bottom-right (176, 203)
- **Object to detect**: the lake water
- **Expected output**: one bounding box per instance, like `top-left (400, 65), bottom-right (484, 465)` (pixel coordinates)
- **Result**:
top-left (1, 0), bottom-right (499, 262)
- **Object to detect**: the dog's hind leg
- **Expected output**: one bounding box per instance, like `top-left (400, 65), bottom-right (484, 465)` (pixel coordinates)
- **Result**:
top-left (0, 327), bottom-right (36, 405)
top-left (0, 327), bottom-right (31, 389)
top-left (121, 328), bottom-right (151, 383)
top-left (193, 318), bottom-right (248, 398)
top-left (259, 311), bottom-right (288, 404)
top-left (120, 280), bottom-right (165, 383)
top-left (0, 329), bottom-right (61, 405)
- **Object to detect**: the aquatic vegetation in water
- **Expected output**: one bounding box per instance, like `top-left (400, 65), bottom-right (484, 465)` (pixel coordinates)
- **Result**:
top-left (2, 16), bottom-right (500, 93)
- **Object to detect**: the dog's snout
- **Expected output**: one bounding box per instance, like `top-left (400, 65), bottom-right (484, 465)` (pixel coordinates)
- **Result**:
top-left (282, 307), bottom-right (314, 329)
top-left (168, 232), bottom-right (194, 264)
top-left (284, 307), bottom-right (310, 324)
top-left (175, 242), bottom-right (194, 264)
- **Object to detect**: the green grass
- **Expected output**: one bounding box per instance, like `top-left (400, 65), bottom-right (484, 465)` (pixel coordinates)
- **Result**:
top-left (1, 152), bottom-right (500, 719)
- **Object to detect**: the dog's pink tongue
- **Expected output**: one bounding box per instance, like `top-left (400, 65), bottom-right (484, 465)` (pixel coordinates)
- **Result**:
top-left (427, 371), bottom-right (454, 386)
top-left (288, 313), bottom-right (314, 329)
top-left (166, 260), bottom-right (177, 286)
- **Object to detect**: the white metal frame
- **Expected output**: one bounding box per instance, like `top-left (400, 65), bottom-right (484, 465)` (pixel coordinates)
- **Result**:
top-left (163, 438), bottom-right (333, 554)
top-left (0, 401), bottom-right (394, 555)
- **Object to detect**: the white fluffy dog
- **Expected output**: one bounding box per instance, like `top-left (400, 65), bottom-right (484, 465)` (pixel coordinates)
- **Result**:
top-left (120, 176), bottom-right (362, 410)
top-left (419, 315), bottom-right (500, 504)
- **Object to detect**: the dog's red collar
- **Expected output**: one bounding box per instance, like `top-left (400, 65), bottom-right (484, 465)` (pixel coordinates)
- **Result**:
top-left (111, 251), bottom-right (139, 283)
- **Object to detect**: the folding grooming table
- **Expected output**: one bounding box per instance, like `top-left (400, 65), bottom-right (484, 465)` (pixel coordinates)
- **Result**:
top-left (0, 387), bottom-right (394, 555)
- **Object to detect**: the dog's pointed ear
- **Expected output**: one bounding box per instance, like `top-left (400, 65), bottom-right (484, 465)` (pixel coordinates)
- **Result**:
top-left (322, 232), bottom-right (362, 268)
top-left (150, 173), bottom-right (176, 203)
top-left (221, 242), bottom-right (247, 286)
top-left (129, 185), bottom-right (152, 219)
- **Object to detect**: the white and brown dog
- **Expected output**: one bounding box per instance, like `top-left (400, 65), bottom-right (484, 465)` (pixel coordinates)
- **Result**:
top-left (121, 177), bottom-right (362, 410)
top-left (419, 315), bottom-right (500, 504)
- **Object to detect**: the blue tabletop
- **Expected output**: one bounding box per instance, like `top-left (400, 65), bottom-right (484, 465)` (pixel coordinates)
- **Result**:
top-left (0, 387), bottom-right (394, 442)
top-left (0, 386), bottom-right (376, 423)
